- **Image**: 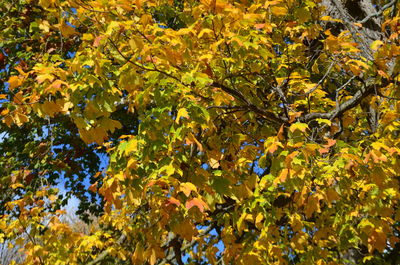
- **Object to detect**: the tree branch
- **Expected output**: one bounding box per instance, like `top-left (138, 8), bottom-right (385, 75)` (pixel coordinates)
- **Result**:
top-left (157, 225), bottom-right (216, 265)
top-left (86, 233), bottom-right (126, 265)
top-left (301, 84), bottom-right (375, 122)
top-left (358, 0), bottom-right (398, 24)
top-left (107, 38), bottom-right (182, 84)
top-left (211, 82), bottom-right (285, 124)
top-left (297, 61), bottom-right (335, 96)
top-left (170, 237), bottom-right (184, 265)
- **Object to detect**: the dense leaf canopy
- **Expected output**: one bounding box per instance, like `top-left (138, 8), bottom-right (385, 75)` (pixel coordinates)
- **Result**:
top-left (1, 0), bottom-right (400, 264)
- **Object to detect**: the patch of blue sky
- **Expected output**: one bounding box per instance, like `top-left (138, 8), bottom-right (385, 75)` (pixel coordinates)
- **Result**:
top-left (67, 51), bottom-right (76, 59)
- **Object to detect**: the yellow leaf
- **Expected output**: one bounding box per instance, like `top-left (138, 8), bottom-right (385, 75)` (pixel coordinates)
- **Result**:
top-left (175, 108), bottom-right (189, 124)
top-left (296, 7), bottom-right (311, 23)
top-left (371, 40), bottom-right (383, 51)
top-left (11, 183), bottom-right (24, 189)
top-left (4, 115), bottom-right (13, 127)
top-left (179, 182), bottom-right (197, 197)
top-left (363, 256), bottom-right (374, 263)
top-left (320, 16), bottom-right (343, 23)
top-left (159, 163), bottom-right (176, 176)
top-left (173, 219), bottom-right (196, 241)
top-left (315, 118), bottom-right (332, 126)
top-left (358, 219), bottom-right (375, 235)
top-left (149, 249), bottom-right (157, 265)
top-left (82, 33), bottom-right (94, 41)
top-left (14, 112), bottom-right (29, 126)
top-left (271, 6), bottom-right (287, 16)
top-left (14, 66), bottom-right (27, 77)
top-left (36, 73), bottom-right (54, 84)
top-left (41, 101), bottom-right (60, 117)
top-left (304, 195), bottom-right (320, 218)
top-left (255, 213), bottom-right (264, 229)
top-left (45, 80), bottom-right (68, 93)
top-left (289, 122), bottom-right (308, 133)
top-left (125, 138), bottom-right (138, 154)
top-left (237, 212), bottom-right (247, 233)
top-left (326, 188), bottom-right (339, 204)
top-left (198, 28), bottom-right (213, 38)
top-left (129, 36), bottom-right (144, 51)
top-left (303, 143), bottom-right (319, 156)
top-left (291, 214), bottom-right (303, 232)
top-left (371, 142), bottom-right (388, 151)
top-left (59, 100), bottom-right (73, 113)
top-left (39, 20), bottom-right (50, 32)
top-left (264, 1), bottom-right (281, 9)
top-left (60, 22), bottom-right (77, 38)
top-left (1, 108), bottom-right (9, 116)
top-left (79, 127), bottom-right (108, 145)
top-left (8, 76), bottom-right (23, 89)
top-left (177, 28), bottom-right (194, 36)
top-left (211, 39), bottom-right (225, 53)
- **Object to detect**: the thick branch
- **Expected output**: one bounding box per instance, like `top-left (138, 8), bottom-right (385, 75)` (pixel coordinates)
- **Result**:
top-left (324, 0), bottom-right (376, 60)
top-left (170, 237), bottom-right (184, 265)
top-left (301, 84), bottom-right (374, 122)
top-left (358, 0), bottom-right (398, 24)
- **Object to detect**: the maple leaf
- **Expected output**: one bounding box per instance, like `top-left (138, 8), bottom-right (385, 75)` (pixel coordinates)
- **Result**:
top-left (185, 198), bottom-right (208, 213)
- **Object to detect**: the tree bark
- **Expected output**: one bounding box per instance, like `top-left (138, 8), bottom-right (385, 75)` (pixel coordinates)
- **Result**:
top-left (320, 0), bottom-right (387, 61)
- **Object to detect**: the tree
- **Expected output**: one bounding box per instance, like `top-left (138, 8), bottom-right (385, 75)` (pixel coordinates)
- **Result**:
top-left (1, 0), bottom-right (400, 264)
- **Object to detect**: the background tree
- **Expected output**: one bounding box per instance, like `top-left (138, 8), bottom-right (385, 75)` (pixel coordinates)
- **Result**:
top-left (1, 0), bottom-right (400, 264)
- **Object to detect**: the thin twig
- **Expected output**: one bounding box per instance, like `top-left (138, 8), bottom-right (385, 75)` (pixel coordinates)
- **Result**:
top-left (297, 61), bottom-right (335, 96)
top-left (335, 76), bottom-right (357, 107)
top-left (211, 82), bottom-right (284, 124)
top-left (206, 105), bottom-right (246, 110)
top-left (107, 38), bottom-right (182, 84)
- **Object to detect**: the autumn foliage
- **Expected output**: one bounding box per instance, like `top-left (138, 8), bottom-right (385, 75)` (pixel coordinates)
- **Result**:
top-left (1, 0), bottom-right (400, 264)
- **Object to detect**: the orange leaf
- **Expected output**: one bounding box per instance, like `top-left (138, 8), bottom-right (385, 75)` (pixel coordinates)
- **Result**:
top-left (93, 36), bottom-right (105, 47)
top-left (277, 124), bottom-right (285, 140)
top-left (166, 197), bottom-right (181, 207)
top-left (274, 168), bottom-right (289, 185)
top-left (185, 198), bottom-right (208, 213)
top-left (255, 23), bottom-right (265, 29)
top-left (325, 138), bottom-right (336, 148)
top-left (89, 182), bottom-right (97, 193)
